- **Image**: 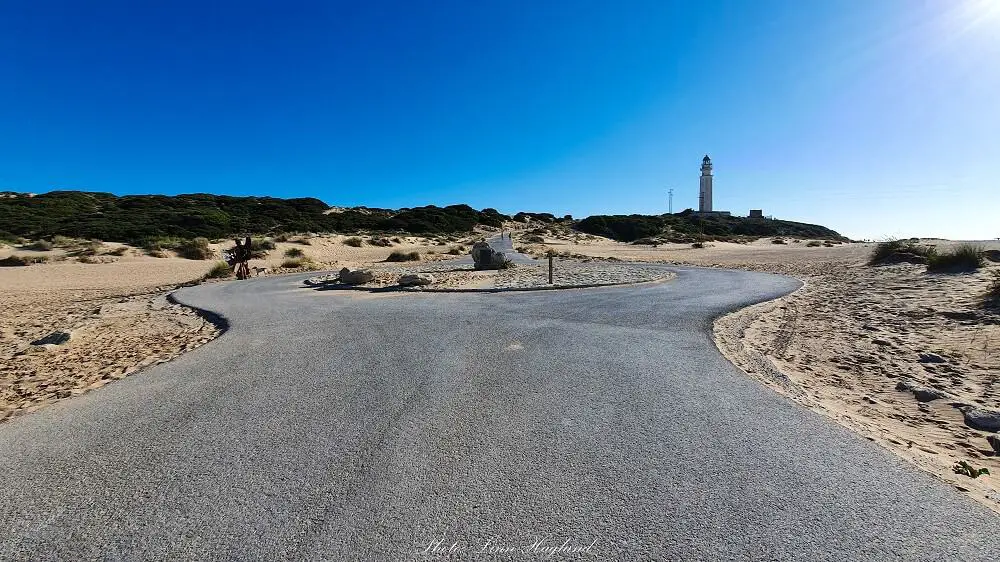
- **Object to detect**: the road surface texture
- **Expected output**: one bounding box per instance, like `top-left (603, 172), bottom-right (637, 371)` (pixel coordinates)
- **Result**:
top-left (1, 266), bottom-right (998, 560)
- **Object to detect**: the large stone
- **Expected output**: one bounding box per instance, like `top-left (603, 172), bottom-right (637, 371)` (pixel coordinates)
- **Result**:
top-left (398, 273), bottom-right (435, 286)
top-left (962, 408), bottom-right (1000, 432)
top-left (31, 331), bottom-right (72, 346)
top-left (471, 241), bottom-right (512, 270)
top-left (338, 267), bottom-right (374, 285)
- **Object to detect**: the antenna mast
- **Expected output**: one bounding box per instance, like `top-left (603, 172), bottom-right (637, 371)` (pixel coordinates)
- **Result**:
top-left (668, 188), bottom-right (673, 214)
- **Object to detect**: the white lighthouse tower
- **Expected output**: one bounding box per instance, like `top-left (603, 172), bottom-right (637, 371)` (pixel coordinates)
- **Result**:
top-left (698, 155), bottom-right (713, 213)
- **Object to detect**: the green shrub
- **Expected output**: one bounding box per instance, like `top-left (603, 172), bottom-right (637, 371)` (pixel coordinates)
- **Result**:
top-left (386, 250), bottom-right (420, 262)
top-left (66, 240), bottom-right (103, 257)
top-left (51, 235), bottom-right (76, 247)
top-left (281, 257), bottom-right (316, 269)
top-left (692, 242), bottom-right (704, 248)
top-left (23, 240), bottom-right (53, 251)
top-left (806, 240), bottom-right (822, 247)
top-left (177, 237), bottom-right (214, 260)
top-left (273, 233), bottom-right (290, 242)
top-left (447, 247), bottom-right (462, 255)
top-left (141, 236), bottom-right (184, 252)
top-left (284, 247), bottom-right (304, 258)
top-left (868, 239), bottom-right (937, 265)
top-left (148, 249), bottom-right (168, 258)
top-left (204, 261), bottom-right (232, 279)
top-left (107, 246), bottom-right (129, 256)
top-left (927, 244), bottom-right (985, 273)
top-left (0, 255), bottom-right (48, 266)
top-left (249, 238), bottom-right (275, 258)
top-left (343, 236), bottom-right (363, 247)
top-left (771, 238), bottom-right (786, 244)
top-left (291, 237), bottom-right (311, 245)
top-left (391, 237), bottom-right (402, 243)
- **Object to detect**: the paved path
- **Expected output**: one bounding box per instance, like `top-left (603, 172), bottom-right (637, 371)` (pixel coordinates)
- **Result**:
top-left (1, 266), bottom-right (998, 560)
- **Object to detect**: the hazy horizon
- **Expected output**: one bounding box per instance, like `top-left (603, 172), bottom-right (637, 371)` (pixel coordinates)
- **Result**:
top-left (2, 1), bottom-right (998, 241)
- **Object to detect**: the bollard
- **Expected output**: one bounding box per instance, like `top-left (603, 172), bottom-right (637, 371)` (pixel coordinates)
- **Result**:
top-left (548, 254), bottom-right (554, 284)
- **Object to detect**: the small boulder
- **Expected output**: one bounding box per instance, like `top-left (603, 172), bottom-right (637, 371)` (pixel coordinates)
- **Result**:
top-left (986, 434), bottom-right (1000, 455)
top-left (338, 267), bottom-right (374, 285)
top-left (918, 352), bottom-right (947, 364)
top-left (895, 378), bottom-right (948, 402)
top-left (398, 273), bottom-right (435, 286)
top-left (31, 331), bottom-right (72, 346)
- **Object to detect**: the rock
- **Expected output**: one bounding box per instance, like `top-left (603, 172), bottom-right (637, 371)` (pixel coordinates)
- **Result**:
top-left (304, 274), bottom-right (338, 286)
top-left (895, 378), bottom-right (948, 402)
top-left (471, 242), bottom-right (512, 270)
top-left (398, 273), bottom-right (435, 286)
top-left (30, 331), bottom-right (72, 346)
top-left (338, 267), bottom-right (374, 285)
top-left (918, 352), bottom-right (946, 364)
top-left (987, 434), bottom-right (1000, 455)
top-left (961, 408), bottom-right (1000, 432)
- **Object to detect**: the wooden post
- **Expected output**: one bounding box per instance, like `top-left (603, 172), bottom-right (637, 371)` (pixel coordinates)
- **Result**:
top-left (548, 254), bottom-right (554, 284)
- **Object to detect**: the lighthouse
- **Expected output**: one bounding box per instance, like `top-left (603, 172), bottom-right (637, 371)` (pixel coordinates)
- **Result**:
top-left (699, 155), bottom-right (713, 213)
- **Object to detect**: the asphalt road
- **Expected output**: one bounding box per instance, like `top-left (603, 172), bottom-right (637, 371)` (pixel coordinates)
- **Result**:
top-left (1, 265), bottom-right (998, 560)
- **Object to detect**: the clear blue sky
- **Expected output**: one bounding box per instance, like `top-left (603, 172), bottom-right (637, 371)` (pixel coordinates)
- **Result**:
top-left (2, 1), bottom-right (998, 240)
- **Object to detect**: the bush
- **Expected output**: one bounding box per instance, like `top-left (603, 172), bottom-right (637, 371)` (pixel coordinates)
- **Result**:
top-left (447, 247), bottom-right (463, 255)
top-left (386, 250), bottom-right (420, 262)
top-left (177, 237), bottom-right (214, 260)
top-left (281, 257), bottom-right (316, 269)
top-left (869, 239), bottom-right (937, 265)
top-left (0, 255), bottom-right (48, 266)
top-left (806, 240), bottom-right (822, 247)
top-left (284, 247), bottom-right (304, 258)
top-left (291, 237), bottom-right (311, 245)
top-left (391, 237), bottom-right (402, 243)
top-left (66, 240), bottom-right (103, 257)
top-left (927, 244), bottom-right (985, 273)
top-left (148, 249), bottom-right (168, 258)
top-left (204, 261), bottom-right (232, 279)
top-left (343, 237), bottom-right (363, 247)
top-left (23, 240), bottom-right (53, 251)
top-left (51, 235), bottom-right (76, 247)
top-left (524, 235), bottom-right (545, 243)
top-left (771, 238), bottom-right (786, 244)
top-left (107, 246), bottom-right (129, 256)
top-left (692, 242), bottom-right (704, 248)
top-left (246, 237), bottom-right (275, 259)
top-left (369, 237), bottom-right (393, 247)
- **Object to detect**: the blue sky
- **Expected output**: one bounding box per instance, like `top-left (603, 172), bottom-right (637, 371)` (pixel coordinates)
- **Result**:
top-left (2, 1), bottom-right (998, 240)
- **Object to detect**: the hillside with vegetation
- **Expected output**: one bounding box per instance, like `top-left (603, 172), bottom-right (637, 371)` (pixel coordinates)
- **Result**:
top-left (574, 211), bottom-right (846, 242)
top-left (0, 191), bottom-right (508, 245)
